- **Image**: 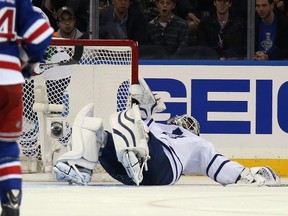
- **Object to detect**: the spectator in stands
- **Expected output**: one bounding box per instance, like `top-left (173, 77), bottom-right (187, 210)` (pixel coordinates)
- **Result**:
top-left (254, 0), bottom-right (288, 60)
top-left (55, 6), bottom-right (89, 39)
top-left (99, 0), bottom-right (149, 45)
top-left (41, 0), bottom-right (58, 31)
top-left (41, 0), bottom-right (89, 32)
top-left (231, 0), bottom-right (247, 15)
top-left (196, 0), bottom-right (247, 60)
top-left (273, 0), bottom-right (288, 16)
top-left (130, 0), bottom-right (144, 11)
top-left (175, 0), bottom-right (218, 27)
top-left (65, 0), bottom-right (89, 33)
top-left (146, 0), bottom-right (189, 57)
top-left (174, 0), bottom-right (230, 46)
top-left (136, 0), bottom-right (159, 23)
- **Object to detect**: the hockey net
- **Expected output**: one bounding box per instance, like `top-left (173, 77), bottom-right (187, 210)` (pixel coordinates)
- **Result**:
top-left (19, 39), bottom-right (139, 181)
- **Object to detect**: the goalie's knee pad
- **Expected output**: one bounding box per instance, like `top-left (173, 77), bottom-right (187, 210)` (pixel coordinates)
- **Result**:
top-left (54, 103), bottom-right (107, 184)
top-left (110, 104), bottom-right (150, 185)
top-left (129, 77), bottom-right (166, 119)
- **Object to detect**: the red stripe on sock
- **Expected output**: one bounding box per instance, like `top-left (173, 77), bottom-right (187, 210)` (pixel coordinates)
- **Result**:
top-left (0, 165), bottom-right (22, 177)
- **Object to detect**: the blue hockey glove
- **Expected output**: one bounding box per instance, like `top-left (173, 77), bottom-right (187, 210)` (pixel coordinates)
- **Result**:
top-left (21, 61), bottom-right (37, 79)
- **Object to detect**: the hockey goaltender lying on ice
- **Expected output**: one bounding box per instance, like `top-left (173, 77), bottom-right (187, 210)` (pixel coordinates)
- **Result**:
top-left (53, 77), bottom-right (281, 187)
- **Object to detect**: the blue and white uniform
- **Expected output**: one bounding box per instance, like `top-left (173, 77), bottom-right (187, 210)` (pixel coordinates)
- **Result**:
top-left (100, 118), bottom-right (244, 186)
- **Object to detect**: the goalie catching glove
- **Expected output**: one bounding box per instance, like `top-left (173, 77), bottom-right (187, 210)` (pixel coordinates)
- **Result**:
top-left (129, 77), bottom-right (166, 119)
top-left (236, 166), bottom-right (280, 186)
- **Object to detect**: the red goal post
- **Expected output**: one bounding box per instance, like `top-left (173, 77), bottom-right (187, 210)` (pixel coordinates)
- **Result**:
top-left (20, 39), bottom-right (139, 176)
top-left (50, 39), bottom-right (139, 84)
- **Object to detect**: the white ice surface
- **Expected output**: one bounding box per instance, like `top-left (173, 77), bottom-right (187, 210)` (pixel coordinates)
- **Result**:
top-left (2, 176), bottom-right (288, 216)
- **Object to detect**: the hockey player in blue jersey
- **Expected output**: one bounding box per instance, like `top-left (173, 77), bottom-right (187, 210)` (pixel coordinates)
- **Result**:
top-left (53, 77), bottom-right (281, 187)
top-left (0, 0), bottom-right (53, 215)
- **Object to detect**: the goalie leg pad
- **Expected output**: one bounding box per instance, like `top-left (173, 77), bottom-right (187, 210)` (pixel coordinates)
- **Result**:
top-left (54, 103), bottom-right (106, 184)
top-left (110, 105), bottom-right (149, 160)
top-left (110, 104), bottom-right (150, 185)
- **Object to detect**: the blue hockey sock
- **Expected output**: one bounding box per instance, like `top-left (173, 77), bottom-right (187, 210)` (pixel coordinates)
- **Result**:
top-left (0, 141), bottom-right (22, 204)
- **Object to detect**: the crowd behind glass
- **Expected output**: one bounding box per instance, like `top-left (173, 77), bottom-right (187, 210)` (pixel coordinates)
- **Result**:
top-left (31, 0), bottom-right (288, 60)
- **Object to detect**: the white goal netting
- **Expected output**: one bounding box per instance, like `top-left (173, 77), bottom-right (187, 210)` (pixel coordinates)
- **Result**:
top-left (19, 39), bottom-right (138, 179)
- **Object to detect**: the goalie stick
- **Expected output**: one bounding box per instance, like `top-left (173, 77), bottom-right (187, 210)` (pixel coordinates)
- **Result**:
top-left (265, 183), bottom-right (288, 187)
top-left (38, 44), bottom-right (84, 71)
top-left (225, 183), bottom-right (288, 187)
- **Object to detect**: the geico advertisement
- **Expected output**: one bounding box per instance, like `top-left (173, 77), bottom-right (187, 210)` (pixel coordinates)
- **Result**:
top-left (139, 64), bottom-right (288, 158)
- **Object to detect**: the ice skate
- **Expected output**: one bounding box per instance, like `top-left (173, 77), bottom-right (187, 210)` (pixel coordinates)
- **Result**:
top-left (1, 205), bottom-right (19, 216)
top-left (1, 190), bottom-right (21, 216)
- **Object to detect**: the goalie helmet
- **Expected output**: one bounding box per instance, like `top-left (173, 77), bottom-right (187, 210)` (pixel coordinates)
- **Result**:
top-left (167, 115), bottom-right (200, 136)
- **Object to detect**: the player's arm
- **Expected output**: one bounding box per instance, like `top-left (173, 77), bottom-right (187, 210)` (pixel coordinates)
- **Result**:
top-left (17, 0), bottom-right (53, 62)
top-left (17, 0), bottom-right (53, 78)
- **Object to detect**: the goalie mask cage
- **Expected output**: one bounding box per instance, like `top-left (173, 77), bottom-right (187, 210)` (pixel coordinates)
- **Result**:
top-left (20, 39), bottom-right (139, 181)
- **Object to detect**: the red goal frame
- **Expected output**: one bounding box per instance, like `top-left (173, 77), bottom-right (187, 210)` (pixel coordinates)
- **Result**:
top-left (50, 39), bottom-right (139, 84)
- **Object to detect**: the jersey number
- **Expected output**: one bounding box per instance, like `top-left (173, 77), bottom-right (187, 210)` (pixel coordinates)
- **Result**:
top-left (0, 7), bottom-right (16, 42)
